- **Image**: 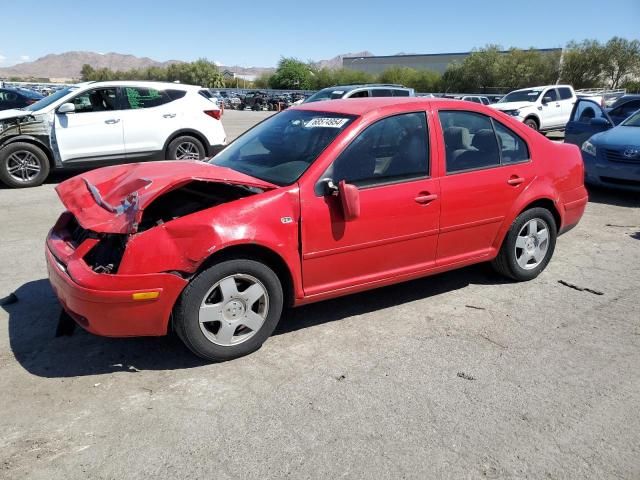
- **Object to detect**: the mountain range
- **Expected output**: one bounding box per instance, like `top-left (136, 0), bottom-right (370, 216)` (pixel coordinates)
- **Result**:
top-left (0, 51), bottom-right (377, 81)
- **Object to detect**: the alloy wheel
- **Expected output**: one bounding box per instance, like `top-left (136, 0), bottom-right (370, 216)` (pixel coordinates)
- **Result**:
top-left (514, 218), bottom-right (550, 270)
top-left (175, 141), bottom-right (200, 160)
top-left (6, 151), bottom-right (41, 183)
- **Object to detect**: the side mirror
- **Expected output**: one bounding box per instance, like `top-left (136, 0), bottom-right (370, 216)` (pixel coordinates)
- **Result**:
top-left (542, 96), bottom-right (552, 105)
top-left (590, 117), bottom-right (611, 128)
top-left (57, 103), bottom-right (75, 114)
top-left (338, 180), bottom-right (360, 221)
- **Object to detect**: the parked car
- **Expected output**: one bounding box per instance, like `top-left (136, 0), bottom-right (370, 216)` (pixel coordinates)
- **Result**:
top-left (239, 91), bottom-right (269, 110)
top-left (303, 84), bottom-right (414, 103)
top-left (47, 97), bottom-right (587, 361)
top-left (565, 98), bottom-right (640, 191)
top-left (0, 81), bottom-right (226, 188)
top-left (461, 95), bottom-right (490, 105)
top-left (605, 95), bottom-right (640, 126)
top-left (491, 85), bottom-right (577, 132)
top-left (0, 87), bottom-right (43, 110)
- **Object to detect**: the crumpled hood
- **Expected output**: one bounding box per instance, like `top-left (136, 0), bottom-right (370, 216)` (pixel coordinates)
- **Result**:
top-left (490, 101), bottom-right (535, 111)
top-left (56, 161), bottom-right (277, 234)
top-left (0, 109), bottom-right (34, 121)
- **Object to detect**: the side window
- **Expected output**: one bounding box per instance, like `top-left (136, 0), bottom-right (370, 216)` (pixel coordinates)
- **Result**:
top-left (328, 112), bottom-right (429, 187)
top-left (481, 97), bottom-right (490, 105)
top-left (371, 89), bottom-right (392, 97)
top-left (349, 90), bottom-right (369, 99)
top-left (123, 87), bottom-right (172, 109)
top-left (393, 89), bottom-right (410, 97)
top-left (544, 89), bottom-right (558, 102)
top-left (71, 88), bottom-right (117, 113)
top-left (558, 87), bottom-right (573, 100)
top-left (492, 120), bottom-right (529, 164)
top-left (572, 100), bottom-right (606, 123)
top-left (619, 100), bottom-right (640, 117)
top-left (439, 111), bottom-right (500, 173)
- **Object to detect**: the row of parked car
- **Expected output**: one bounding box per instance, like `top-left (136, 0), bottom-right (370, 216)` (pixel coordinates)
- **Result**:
top-left (0, 79), bottom-right (638, 191)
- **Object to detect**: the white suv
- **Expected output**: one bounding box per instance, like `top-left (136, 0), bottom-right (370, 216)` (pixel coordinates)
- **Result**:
top-left (490, 85), bottom-right (577, 132)
top-left (0, 81), bottom-right (226, 187)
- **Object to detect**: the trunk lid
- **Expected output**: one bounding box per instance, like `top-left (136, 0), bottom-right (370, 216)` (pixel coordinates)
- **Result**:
top-left (56, 161), bottom-right (277, 234)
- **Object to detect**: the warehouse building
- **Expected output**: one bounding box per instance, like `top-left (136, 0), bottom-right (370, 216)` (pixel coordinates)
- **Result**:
top-left (343, 48), bottom-right (563, 75)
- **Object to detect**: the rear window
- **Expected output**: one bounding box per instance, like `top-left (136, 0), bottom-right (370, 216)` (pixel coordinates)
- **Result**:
top-left (123, 87), bottom-right (172, 109)
top-left (371, 89), bottom-right (392, 97)
top-left (166, 89), bottom-right (187, 101)
top-left (558, 87), bottom-right (573, 100)
top-left (393, 89), bottom-right (410, 97)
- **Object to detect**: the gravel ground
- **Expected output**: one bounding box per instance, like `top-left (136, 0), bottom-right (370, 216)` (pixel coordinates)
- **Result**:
top-left (1, 110), bottom-right (639, 479)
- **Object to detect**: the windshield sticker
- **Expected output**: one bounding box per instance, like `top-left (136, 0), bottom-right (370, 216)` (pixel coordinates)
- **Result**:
top-left (304, 117), bottom-right (349, 128)
top-left (332, 90), bottom-right (345, 95)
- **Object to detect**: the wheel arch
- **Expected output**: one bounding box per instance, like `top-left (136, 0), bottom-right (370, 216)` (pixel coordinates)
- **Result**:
top-left (163, 129), bottom-right (211, 157)
top-left (523, 114), bottom-right (540, 129)
top-left (0, 135), bottom-right (56, 169)
top-left (193, 243), bottom-right (295, 308)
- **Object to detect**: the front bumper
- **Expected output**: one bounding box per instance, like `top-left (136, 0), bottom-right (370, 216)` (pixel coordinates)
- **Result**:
top-left (583, 151), bottom-right (640, 192)
top-left (46, 221), bottom-right (188, 337)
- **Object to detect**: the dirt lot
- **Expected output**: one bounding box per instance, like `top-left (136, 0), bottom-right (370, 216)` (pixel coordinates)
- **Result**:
top-left (1, 110), bottom-right (639, 479)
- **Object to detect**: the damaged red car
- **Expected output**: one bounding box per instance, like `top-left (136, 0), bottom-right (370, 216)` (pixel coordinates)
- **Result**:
top-left (46, 98), bottom-right (588, 361)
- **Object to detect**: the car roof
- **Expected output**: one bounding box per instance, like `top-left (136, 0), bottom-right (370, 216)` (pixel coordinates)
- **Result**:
top-left (74, 80), bottom-right (202, 90)
top-left (318, 84), bottom-right (409, 92)
top-left (293, 97), bottom-right (451, 115)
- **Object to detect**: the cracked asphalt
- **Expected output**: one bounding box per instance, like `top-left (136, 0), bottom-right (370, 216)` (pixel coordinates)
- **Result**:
top-left (1, 110), bottom-right (639, 479)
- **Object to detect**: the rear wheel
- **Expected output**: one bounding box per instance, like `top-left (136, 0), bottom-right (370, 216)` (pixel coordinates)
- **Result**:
top-left (492, 208), bottom-right (557, 281)
top-left (166, 136), bottom-right (206, 160)
top-left (0, 142), bottom-right (50, 188)
top-left (174, 259), bottom-right (284, 362)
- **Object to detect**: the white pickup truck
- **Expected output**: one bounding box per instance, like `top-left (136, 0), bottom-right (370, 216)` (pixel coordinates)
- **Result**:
top-left (490, 85), bottom-right (576, 132)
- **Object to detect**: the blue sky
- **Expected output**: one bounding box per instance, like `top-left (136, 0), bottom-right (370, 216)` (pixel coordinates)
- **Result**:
top-left (1, 0), bottom-right (638, 68)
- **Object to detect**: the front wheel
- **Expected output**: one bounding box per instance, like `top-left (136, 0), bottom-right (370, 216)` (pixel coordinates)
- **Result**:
top-left (491, 208), bottom-right (557, 281)
top-left (174, 259), bottom-right (284, 361)
top-left (523, 117), bottom-right (539, 130)
top-left (0, 142), bottom-right (50, 188)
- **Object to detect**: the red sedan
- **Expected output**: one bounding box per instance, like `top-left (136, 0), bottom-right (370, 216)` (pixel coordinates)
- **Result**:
top-left (46, 98), bottom-right (588, 361)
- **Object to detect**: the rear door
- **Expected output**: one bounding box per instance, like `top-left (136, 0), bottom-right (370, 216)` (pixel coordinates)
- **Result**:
top-left (436, 109), bottom-right (535, 263)
top-left (119, 86), bottom-right (183, 158)
top-left (564, 98), bottom-right (613, 147)
top-left (54, 87), bottom-right (125, 163)
top-left (557, 87), bottom-right (576, 125)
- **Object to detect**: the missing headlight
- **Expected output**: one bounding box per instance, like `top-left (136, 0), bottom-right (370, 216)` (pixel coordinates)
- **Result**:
top-left (83, 234), bottom-right (128, 274)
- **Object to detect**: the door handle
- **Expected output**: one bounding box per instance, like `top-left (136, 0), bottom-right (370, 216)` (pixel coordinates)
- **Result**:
top-left (507, 176), bottom-right (525, 186)
top-left (415, 193), bottom-right (438, 204)
top-left (163, 113), bottom-right (176, 118)
top-left (104, 119), bottom-right (120, 124)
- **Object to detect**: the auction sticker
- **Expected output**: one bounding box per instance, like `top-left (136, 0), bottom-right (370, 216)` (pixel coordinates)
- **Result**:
top-left (304, 118), bottom-right (349, 128)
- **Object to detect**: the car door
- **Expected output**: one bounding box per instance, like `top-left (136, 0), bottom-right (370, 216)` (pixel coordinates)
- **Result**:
top-left (541, 88), bottom-right (562, 128)
top-left (118, 86), bottom-right (182, 159)
top-left (557, 87), bottom-right (575, 124)
top-left (53, 87), bottom-right (125, 163)
top-left (300, 111), bottom-right (440, 296)
top-left (564, 98), bottom-right (613, 147)
top-left (436, 109), bottom-right (535, 263)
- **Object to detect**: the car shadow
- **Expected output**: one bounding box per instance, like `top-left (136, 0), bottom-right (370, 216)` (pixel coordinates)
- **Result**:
top-left (587, 185), bottom-right (640, 207)
top-left (3, 264), bottom-right (505, 378)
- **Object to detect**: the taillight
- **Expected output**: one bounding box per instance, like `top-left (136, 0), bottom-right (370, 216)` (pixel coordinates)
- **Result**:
top-left (204, 110), bottom-right (222, 120)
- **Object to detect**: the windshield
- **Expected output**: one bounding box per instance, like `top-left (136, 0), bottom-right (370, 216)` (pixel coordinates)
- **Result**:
top-left (621, 109), bottom-right (640, 127)
top-left (304, 88), bottom-right (346, 103)
top-left (499, 89), bottom-right (542, 103)
top-left (210, 109), bottom-right (356, 185)
top-left (23, 86), bottom-right (78, 111)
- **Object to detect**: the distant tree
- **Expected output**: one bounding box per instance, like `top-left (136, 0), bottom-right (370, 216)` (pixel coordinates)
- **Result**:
top-left (602, 37), bottom-right (640, 89)
top-left (560, 40), bottom-right (606, 89)
top-left (80, 64), bottom-right (95, 81)
top-left (269, 57), bottom-right (314, 90)
top-left (498, 48), bottom-right (561, 90)
top-left (253, 73), bottom-right (272, 88)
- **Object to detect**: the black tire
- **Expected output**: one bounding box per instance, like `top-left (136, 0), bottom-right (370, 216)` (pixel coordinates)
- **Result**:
top-left (523, 117), bottom-right (539, 131)
top-left (166, 136), bottom-right (206, 160)
top-left (0, 142), bottom-right (50, 188)
top-left (174, 259), bottom-right (284, 362)
top-left (491, 207), bottom-right (557, 281)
